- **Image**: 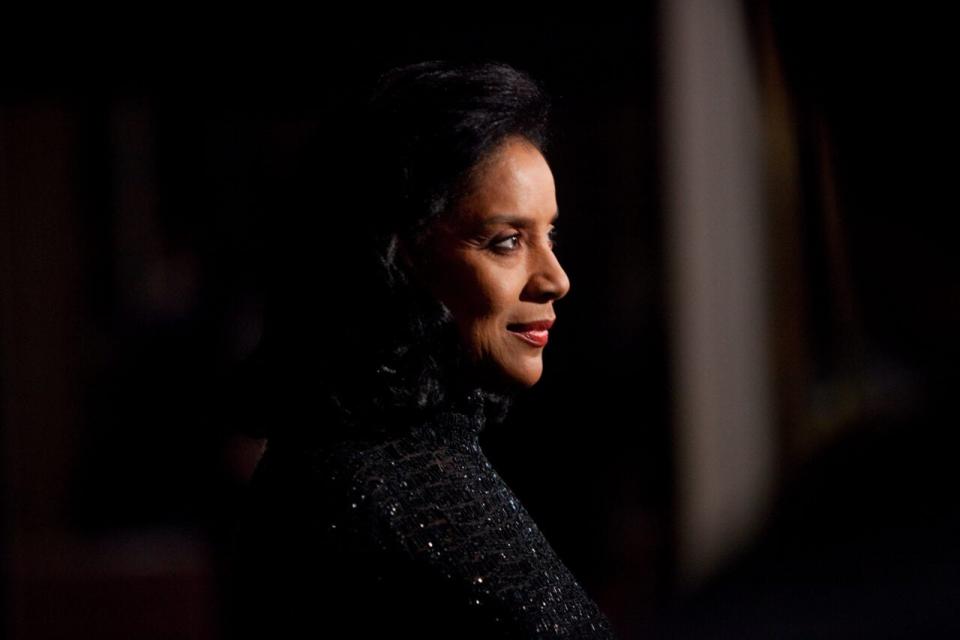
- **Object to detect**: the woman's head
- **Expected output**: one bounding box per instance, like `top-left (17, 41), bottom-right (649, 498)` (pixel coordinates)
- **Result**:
top-left (263, 60), bottom-right (562, 436)
top-left (407, 135), bottom-right (569, 390)
top-left (360, 60), bottom-right (554, 243)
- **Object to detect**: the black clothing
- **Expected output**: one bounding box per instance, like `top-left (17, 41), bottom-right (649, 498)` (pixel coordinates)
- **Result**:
top-left (227, 390), bottom-right (618, 638)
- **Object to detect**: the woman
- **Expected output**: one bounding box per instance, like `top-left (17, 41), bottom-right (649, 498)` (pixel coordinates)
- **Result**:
top-left (227, 60), bottom-right (618, 639)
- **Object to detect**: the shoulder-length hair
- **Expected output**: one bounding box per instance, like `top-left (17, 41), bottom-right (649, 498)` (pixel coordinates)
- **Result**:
top-left (241, 59), bottom-right (553, 442)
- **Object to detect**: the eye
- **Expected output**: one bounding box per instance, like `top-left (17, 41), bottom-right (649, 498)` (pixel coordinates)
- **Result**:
top-left (490, 234), bottom-right (521, 253)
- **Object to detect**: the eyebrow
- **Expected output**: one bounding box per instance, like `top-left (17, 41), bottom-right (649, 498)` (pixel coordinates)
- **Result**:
top-left (481, 209), bottom-right (559, 227)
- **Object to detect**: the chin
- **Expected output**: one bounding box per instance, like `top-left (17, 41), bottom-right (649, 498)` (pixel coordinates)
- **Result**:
top-left (504, 363), bottom-right (544, 389)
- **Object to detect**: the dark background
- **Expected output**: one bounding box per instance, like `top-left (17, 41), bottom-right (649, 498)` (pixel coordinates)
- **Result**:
top-left (1, 6), bottom-right (956, 638)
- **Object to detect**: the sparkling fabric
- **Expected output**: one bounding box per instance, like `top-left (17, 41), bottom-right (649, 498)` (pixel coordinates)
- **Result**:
top-left (228, 391), bottom-right (618, 639)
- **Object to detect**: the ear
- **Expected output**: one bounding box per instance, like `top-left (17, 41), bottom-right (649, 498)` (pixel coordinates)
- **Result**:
top-left (394, 236), bottom-right (432, 288)
top-left (395, 233), bottom-right (441, 293)
top-left (395, 236), bottom-right (417, 272)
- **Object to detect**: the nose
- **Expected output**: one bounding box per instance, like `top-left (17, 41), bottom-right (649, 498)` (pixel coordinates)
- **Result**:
top-left (522, 243), bottom-right (571, 303)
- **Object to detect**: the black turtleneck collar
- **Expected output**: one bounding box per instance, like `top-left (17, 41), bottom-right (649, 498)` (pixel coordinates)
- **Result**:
top-left (270, 376), bottom-right (515, 452)
top-left (411, 382), bottom-right (515, 445)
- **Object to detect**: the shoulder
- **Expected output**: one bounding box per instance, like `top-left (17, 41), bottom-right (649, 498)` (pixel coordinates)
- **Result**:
top-left (232, 428), bottom-right (621, 638)
top-left (231, 435), bottom-right (510, 638)
top-left (239, 432), bottom-right (455, 560)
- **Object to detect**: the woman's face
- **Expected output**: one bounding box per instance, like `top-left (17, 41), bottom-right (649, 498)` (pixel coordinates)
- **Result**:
top-left (412, 136), bottom-right (570, 389)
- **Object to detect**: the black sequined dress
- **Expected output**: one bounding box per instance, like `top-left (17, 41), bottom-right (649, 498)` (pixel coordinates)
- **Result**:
top-left (227, 389), bottom-right (618, 639)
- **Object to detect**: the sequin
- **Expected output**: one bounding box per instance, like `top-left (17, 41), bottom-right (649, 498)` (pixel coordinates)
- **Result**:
top-left (242, 389), bottom-right (618, 638)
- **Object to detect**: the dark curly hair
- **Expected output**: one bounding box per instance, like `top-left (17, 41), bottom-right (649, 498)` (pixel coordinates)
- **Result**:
top-left (241, 60), bottom-right (553, 442)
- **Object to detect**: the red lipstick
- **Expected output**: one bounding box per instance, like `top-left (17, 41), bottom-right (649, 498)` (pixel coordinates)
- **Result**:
top-left (507, 319), bottom-right (554, 347)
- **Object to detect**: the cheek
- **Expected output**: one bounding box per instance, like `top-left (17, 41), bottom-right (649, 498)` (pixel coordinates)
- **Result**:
top-left (425, 247), bottom-right (523, 340)
top-left (463, 267), bottom-right (517, 322)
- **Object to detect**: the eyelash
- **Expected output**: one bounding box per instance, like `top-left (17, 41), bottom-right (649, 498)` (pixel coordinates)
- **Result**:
top-left (490, 228), bottom-right (560, 254)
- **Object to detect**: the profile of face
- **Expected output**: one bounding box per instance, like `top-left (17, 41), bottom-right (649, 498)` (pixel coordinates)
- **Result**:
top-left (409, 136), bottom-right (571, 390)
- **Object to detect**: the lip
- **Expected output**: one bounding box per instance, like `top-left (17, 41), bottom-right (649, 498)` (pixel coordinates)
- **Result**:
top-left (506, 319), bottom-right (555, 332)
top-left (507, 319), bottom-right (554, 348)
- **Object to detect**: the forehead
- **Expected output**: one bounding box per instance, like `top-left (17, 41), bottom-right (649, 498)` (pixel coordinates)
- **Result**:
top-left (453, 137), bottom-right (557, 224)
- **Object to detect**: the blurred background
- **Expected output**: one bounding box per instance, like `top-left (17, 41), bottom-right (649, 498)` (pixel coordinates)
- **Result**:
top-left (1, 4), bottom-right (955, 638)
